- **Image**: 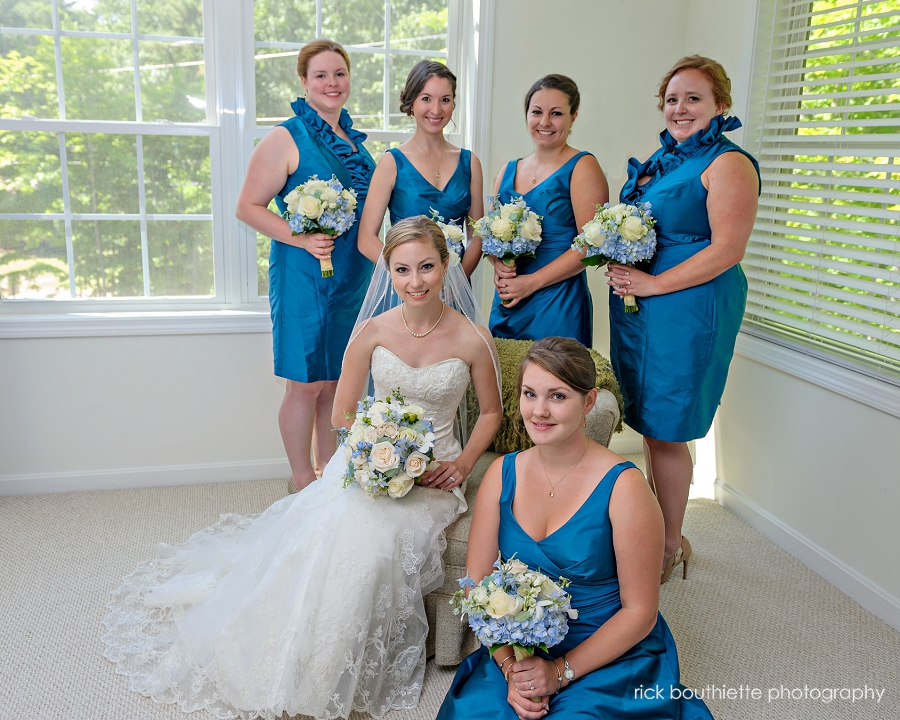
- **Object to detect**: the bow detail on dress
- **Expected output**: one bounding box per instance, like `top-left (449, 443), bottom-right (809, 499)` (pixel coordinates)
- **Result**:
top-left (621, 114), bottom-right (743, 204)
top-left (290, 97), bottom-right (375, 198)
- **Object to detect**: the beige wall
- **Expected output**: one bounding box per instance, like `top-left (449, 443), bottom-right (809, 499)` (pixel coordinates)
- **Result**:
top-left (716, 356), bottom-right (900, 624)
top-left (0, 332), bottom-right (289, 493)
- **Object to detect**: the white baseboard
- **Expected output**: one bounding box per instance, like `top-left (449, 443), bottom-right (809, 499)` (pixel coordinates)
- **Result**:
top-left (0, 458), bottom-right (292, 496)
top-left (715, 479), bottom-right (900, 632)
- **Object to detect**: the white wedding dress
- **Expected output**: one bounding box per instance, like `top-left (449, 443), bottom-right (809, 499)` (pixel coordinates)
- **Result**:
top-left (102, 345), bottom-right (471, 720)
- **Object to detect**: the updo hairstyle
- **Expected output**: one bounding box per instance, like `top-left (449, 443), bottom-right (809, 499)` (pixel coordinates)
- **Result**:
top-left (656, 55), bottom-right (732, 112)
top-left (297, 39), bottom-right (351, 79)
top-left (399, 60), bottom-right (457, 116)
top-left (516, 336), bottom-right (596, 399)
top-left (383, 216), bottom-right (450, 264)
top-left (524, 74), bottom-right (581, 116)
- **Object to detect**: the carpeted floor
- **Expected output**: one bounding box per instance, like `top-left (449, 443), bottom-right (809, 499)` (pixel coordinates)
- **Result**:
top-left (1, 472), bottom-right (898, 720)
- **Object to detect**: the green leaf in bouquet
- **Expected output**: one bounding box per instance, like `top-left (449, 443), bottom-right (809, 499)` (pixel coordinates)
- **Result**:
top-left (513, 610), bottom-right (531, 623)
top-left (580, 255), bottom-right (608, 267)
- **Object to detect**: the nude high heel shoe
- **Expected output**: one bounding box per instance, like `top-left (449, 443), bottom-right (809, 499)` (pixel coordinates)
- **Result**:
top-left (660, 536), bottom-right (692, 584)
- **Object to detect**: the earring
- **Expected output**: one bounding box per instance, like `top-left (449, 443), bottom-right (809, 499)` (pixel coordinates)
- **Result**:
top-left (583, 416), bottom-right (588, 427)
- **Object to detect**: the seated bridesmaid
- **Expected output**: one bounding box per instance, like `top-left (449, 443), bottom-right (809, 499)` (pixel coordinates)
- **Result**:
top-left (438, 337), bottom-right (713, 720)
top-left (358, 60), bottom-right (484, 277)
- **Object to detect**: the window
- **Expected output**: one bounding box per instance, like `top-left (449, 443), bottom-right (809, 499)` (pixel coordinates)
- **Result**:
top-left (743, 0), bottom-right (900, 381)
top-left (0, 0), bottom-right (482, 322)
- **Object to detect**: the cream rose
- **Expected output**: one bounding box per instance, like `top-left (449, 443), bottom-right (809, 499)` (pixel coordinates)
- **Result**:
top-left (443, 224), bottom-right (465, 243)
top-left (540, 578), bottom-right (562, 597)
top-left (470, 585), bottom-right (490, 606)
top-left (404, 451), bottom-right (430, 478)
top-left (387, 472), bottom-right (414, 499)
top-left (582, 220), bottom-right (603, 245)
top-left (448, 249), bottom-right (461, 267)
top-left (519, 213), bottom-right (542, 242)
top-left (486, 590), bottom-right (524, 619)
top-left (381, 421), bottom-right (400, 439)
top-left (341, 188), bottom-right (357, 210)
top-left (297, 194), bottom-right (324, 220)
top-left (306, 179), bottom-right (328, 193)
top-left (354, 467), bottom-right (373, 489)
top-left (507, 558), bottom-right (529, 575)
top-left (397, 427), bottom-right (417, 442)
top-left (370, 441), bottom-right (400, 472)
top-left (284, 188), bottom-right (303, 215)
top-left (620, 215), bottom-right (646, 242)
top-left (319, 186), bottom-right (339, 205)
top-left (363, 425), bottom-right (380, 444)
top-left (402, 404), bottom-right (425, 420)
top-left (489, 217), bottom-right (515, 241)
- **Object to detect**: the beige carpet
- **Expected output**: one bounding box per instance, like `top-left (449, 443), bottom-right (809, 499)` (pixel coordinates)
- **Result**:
top-left (1, 476), bottom-right (898, 720)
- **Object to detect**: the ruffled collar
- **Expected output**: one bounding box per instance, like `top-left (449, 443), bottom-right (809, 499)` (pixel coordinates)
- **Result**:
top-left (621, 114), bottom-right (742, 203)
top-left (290, 97), bottom-right (374, 196)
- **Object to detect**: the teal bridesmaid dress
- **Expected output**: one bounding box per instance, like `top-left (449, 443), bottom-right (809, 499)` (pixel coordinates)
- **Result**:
top-left (269, 98), bottom-right (375, 383)
top-left (437, 454), bottom-right (714, 719)
top-left (489, 153), bottom-right (592, 346)
top-left (611, 116), bottom-right (760, 441)
top-left (387, 147), bottom-right (472, 225)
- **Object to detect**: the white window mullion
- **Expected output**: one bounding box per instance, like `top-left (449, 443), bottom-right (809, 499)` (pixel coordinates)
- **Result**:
top-left (51, 0), bottom-right (65, 120)
top-left (383, 0), bottom-right (391, 133)
top-left (57, 132), bottom-right (76, 298)
top-left (135, 135), bottom-right (151, 297)
top-left (130, 0), bottom-right (142, 123)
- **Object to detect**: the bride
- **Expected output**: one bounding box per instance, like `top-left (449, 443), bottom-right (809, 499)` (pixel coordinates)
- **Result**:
top-left (101, 216), bottom-right (503, 720)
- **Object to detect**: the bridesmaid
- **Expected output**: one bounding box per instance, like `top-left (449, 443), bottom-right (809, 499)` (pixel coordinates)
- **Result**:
top-left (437, 337), bottom-right (713, 719)
top-left (607, 56), bottom-right (759, 581)
top-left (235, 39), bottom-right (376, 494)
top-left (490, 74), bottom-right (608, 346)
top-left (358, 60), bottom-right (484, 277)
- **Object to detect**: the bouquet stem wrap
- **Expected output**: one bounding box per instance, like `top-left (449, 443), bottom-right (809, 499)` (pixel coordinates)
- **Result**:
top-left (320, 254), bottom-right (334, 278)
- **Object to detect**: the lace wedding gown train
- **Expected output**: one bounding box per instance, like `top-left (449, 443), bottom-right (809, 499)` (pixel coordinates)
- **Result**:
top-left (102, 346), bottom-right (471, 720)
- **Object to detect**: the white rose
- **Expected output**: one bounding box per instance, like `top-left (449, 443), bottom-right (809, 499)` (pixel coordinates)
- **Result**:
top-left (486, 590), bottom-right (524, 619)
top-left (387, 472), bottom-right (414, 499)
top-left (448, 249), bottom-right (461, 267)
top-left (370, 441), bottom-right (400, 472)
top-left (297, 194), bottom-right (324, 220)
top-left (347, 425), bottom-right (365, 448)
top-left (620, 215), bottom-right (646, 242)
top-left (519, 213), bottom-right (542, 242)
top-left (381, 421), bottom-right (400, 439)
top-left (582, 220), bottom-right (603, 245)
top-left (320, 186), bottom-right (339, 205)
top-left (489, 217), bottom-right (515, 241)
top-left (284, 188), bottom-right (303, 215)
top-left (305, 179), bottom-right (328, 193)
top-left (404, 451), bottom-right (430, 478)
top-left (352, 454), bottom-right (367, 468)
top-left (354, 467), bottom-right (373, 487)
top-left (443, 224), bottom-right (465, 242)
top-left (341, 188), bottom-right (357, 210)
top-left (499, 204), bottom-right (515, 219)
top-left (369, 401), bottom-right (390, 416)
top-left (470, 585), bottom-right (490, 606)
top-left (402, 404), bottom-right (425, 420)
top-left (363, 425), bottom-right (380, 444)
top-left (540, 578), bottom-right (561, 597)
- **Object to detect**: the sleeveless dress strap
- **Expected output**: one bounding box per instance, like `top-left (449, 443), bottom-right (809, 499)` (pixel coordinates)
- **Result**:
top-left (499, 452), bottom-right (520, 506)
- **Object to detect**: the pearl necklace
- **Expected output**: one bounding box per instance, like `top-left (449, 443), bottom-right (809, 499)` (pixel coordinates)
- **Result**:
top-left (401, 302), bottom-right (444, 338)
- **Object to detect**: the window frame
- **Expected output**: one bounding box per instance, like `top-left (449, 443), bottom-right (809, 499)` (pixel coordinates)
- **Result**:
top-left (0, 0), bottom-right (493, 337)
top-left (737, 0), bottom-right (900, 415)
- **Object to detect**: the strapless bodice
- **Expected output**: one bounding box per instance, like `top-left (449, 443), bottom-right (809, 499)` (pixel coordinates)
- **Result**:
top-left (370, 346), bottom-right (470, 461)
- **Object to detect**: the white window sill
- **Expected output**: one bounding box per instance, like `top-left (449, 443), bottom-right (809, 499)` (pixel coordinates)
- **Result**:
top-left (735, 331), bottom-right (900, 420)
top-left (0, 310), bottom-right (272, 339)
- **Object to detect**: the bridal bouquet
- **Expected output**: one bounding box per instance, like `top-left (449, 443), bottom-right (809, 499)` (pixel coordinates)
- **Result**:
top-left (452, 554), bottom-right (577, 663)
top-left (283, 174), bottom-right (358, 278)
top-left (471, 197), bottom-right (542, 302)
top-left (429, 208), bottom-right (465, 266)
top-left (338, 389), bottom-right (436, 499)
top-left (572, 201), bottom-right (657, 313)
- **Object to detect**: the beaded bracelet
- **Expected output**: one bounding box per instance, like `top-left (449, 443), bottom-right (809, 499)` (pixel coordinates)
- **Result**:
top-left (498, 655), bottom-right (515, 680)
top-left (553, 658), bottom-right (563, 695)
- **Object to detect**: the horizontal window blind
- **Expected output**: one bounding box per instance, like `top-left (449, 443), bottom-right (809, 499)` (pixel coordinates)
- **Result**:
top-left (744, 0), bottom-right (900, 380)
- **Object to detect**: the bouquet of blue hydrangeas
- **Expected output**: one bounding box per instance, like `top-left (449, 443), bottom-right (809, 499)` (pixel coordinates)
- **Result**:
top-left (337, 389), bottom-right (437, 499)
top-left (571, 201), bottom-right (657, 313)
top-left (471, 197), bottom-right (542, 303)
top-left (283, 174), bottom-right (358, 278)
top-left (429, 208), bottom-right (466, 266)
top-left (452, 554), bottom-right (577, 665)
